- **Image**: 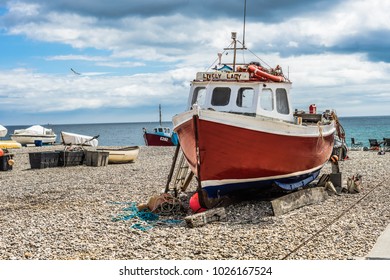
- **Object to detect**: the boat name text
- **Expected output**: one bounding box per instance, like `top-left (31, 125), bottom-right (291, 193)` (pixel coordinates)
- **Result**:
top-left (196, 72), bottom-right (249, 81)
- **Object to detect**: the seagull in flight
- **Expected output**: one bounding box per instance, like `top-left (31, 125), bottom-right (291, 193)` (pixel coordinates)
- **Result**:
top-left (70, 68), bottom-right (81, 75)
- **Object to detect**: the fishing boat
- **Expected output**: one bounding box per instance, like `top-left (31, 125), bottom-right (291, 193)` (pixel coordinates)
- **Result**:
top-left (172, 32), bottom-right (343, 202)
top-left (143, 104), bottom-right (178, 146)
top-left (61, 131), bottom-right (99, 147)
top-left (10, 125), bottom-right (57, 145)
top-left (97, 146), bottom-right (139, 163)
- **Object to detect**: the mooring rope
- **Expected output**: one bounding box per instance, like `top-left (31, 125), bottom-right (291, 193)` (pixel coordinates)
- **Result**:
top-left (282, 179), bottom-right (386, 259)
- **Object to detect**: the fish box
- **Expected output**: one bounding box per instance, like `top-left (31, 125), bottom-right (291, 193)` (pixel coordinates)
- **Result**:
top-left (84, 151), bottom-right (109, 167)
top-left (0, 154), bottom-right (14, 171)
top-left (29, 151), bottom-right (60, 169)
top-left (58, 150), bottom-right (85, 167)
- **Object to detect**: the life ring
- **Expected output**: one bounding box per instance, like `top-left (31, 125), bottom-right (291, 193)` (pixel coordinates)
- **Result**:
top-left (247, 65), bottom-right (285, 82)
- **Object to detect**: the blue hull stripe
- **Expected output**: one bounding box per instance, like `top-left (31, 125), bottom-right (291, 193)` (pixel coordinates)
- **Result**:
top-left (203, 168), bottom-right (321, 198)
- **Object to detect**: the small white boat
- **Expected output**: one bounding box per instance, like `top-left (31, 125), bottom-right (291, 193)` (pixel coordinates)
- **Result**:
top-left (0, 125), bottom-right (7, 138)
top-left (10, 125), bottom-right (56, 145)
top-left (98, 146), bottom-right (139, 164)
top-left (61, 131), bottom-right (99, 147)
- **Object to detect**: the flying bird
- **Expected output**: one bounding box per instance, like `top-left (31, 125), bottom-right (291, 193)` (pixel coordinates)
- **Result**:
top-left (70, 68), bottom-right (81, 75)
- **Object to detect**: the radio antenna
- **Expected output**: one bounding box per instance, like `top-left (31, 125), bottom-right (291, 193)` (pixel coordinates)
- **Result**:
top-left (242, 0), bottom-right (247, 48)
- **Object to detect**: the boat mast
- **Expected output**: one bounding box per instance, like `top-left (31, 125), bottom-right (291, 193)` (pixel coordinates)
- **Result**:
top-left (242, 0), bottom-right (246, 48)
top-left (224, 0), bottom-right (247, 71)
top-left (159, 104), bottom-right (162, 126)
top-left (232, 32), bottom-right (237, 71)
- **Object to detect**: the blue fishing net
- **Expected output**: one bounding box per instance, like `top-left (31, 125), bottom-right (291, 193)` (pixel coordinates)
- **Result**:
top-left (110, 201), bottom-right (182, 231)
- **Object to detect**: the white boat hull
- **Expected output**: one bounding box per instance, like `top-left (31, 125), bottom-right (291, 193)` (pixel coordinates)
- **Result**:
top-left (10, 134), bottom-right (56, 145)
top-left (0, 125), bottom-right (7, 138)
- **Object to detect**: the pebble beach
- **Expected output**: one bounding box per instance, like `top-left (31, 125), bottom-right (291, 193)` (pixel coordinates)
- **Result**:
top-left (0, 146), bottom-right (389, 260)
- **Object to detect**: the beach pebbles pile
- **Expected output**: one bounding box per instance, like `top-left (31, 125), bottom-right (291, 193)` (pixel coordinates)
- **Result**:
top-left (0, 146), bottom-right (389, 260)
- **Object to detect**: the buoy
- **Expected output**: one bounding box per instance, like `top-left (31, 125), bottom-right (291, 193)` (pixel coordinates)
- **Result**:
top-left (8, 159), bottom-right (15, 166)
top-left (309, 104), bottom-right (317, 114)
top-left (0, 148), bottom-right (3, 157)
top-left (189, 192), bottom-right (207, 213)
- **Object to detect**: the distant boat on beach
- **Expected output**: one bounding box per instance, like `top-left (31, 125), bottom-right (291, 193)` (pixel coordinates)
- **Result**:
top-left (0, 124), bottom-right (7, 138)
top-left (98, 146), bottom-right (139, 164)
top-left (10, 125), bottom-right (57, 146)
top-left (172, 31), bottom-right (344, 205)
top-left (61, 131), bottom-right (99, 147)
top-left (143, 104), bottom-right (178, 146)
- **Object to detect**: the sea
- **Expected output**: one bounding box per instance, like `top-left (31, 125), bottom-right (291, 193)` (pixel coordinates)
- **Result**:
top-left (2, 116), bottom-right (390, 147)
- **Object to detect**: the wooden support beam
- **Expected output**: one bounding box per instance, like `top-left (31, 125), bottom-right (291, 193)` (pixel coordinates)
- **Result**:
top-left (271, 187), bottom-right (328, 216)
top-left (184, 207), bottom-right (227, 228)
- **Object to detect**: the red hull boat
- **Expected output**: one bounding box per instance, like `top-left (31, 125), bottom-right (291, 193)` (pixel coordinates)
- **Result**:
top-left (172, 32), bottom-right (342, 199)
top-left (143, 131), bottom-right (176, 146)
top-left (174, 108), bottom-right (335, 197)
top-left (142, 104), bottom-right (178, 146)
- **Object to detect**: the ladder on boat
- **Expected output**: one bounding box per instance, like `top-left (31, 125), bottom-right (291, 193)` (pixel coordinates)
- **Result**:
top-left (165, 144), bottom-right (194, 195)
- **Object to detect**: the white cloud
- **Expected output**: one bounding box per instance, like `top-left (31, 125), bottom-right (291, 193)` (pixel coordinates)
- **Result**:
top-left (45, 55), bottom-right (108, 62)
top-left (96, 61), bottom-right (145, 68)
top-left (7, 1), bottom-right (40, 17)
top-left (0, 68), bottom-right (191, 113)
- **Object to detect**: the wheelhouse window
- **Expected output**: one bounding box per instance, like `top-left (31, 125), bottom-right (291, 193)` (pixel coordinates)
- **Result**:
top-left (211, 87), bottom-right (231, 106)
top-left (260, 88), bottom-right (273, 111)
top-left (276, 88), bottom-right (290, 114)
top-left (191, 87), bottom-right (206, 106)
top-left (236, 87), bottom-right (254, 108)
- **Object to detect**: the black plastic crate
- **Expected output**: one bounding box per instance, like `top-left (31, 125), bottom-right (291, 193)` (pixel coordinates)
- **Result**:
top-left (58, 150), bottom-right (85, 167)
top-left (0, 155), bottom-right (14, 171)
top-left (29, 151), bottom-right (60, 169)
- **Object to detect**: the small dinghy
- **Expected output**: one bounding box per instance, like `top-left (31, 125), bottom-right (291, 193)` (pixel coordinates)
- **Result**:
top-left (98, 146), bottom-right (139, 164)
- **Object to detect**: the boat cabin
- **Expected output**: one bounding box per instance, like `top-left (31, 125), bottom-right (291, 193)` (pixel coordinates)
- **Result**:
top-left (187, 71), bottom-right (295, 123)
top-left (153, 127), bottom-right (171, 136)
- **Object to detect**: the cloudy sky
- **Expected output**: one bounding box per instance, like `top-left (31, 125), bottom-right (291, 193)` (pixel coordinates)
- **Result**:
top-left (0, 0), bottom-right (389, 125)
